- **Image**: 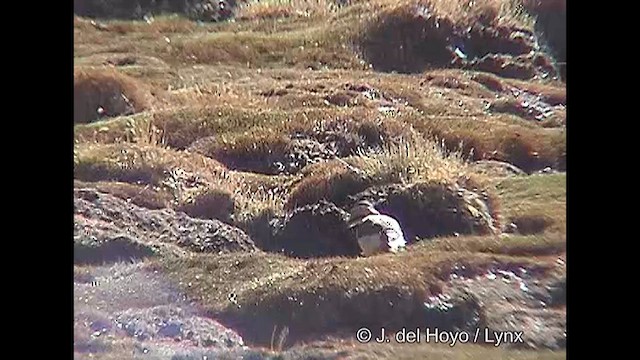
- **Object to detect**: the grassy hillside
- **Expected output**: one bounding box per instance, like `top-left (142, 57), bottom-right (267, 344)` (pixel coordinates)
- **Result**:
top-left (74, 0), bottom-right (566, 358)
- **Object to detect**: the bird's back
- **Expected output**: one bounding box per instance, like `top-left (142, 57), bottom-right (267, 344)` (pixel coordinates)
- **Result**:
top-left (354, 214), bottom-right (406, 256)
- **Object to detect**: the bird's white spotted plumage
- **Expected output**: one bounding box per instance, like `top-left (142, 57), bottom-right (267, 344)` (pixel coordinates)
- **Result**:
top-left (348, 200), bottom-right (406, 256)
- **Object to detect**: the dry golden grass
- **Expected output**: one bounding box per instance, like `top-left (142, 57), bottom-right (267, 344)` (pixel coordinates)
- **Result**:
top-left (74, 1), bottom-right (566, 354)
top-left (175, 187), bottom-right (237, 221)
top-left (190, 112), bottom-right (419, 172)
top-left (470, 72), bottom-right (566, 104)
top-left (423, 0), bottom-right (534, 29)
top-left (423, 233), bottom-right (565, 256)
top-left (74, 112), bottom-right (160, 146)
top-left (353, 139), bottom-right (470, 184)
top-left (357, 0), bottom-right (536, 74)
top-left (162, 237), bottom-right (559, 344)
top-left (73, 142), bottom-right (293, 229)
top-left (287, 160), bottom-right (367, 209)
top-left (74, 106), bottom-right (288, 149)
top-left (73, 142), bottom-right (228, 185)
top-left (199, 128), bottom-right (292, 172)
top-left (75, 94), bottom-right (421, 153)
top-left (74, 52), bottom-right (170, 69)
top-left (65, 1), bottom-right (359, 69)
top-left (164, 27), bottom-right (363, 70)
top-left (408, 115), bottom-right (566, 172)
top-left (73, 2), bottom-right (566, 254)
top-left (494, 172), bottom-right (566, 234)
top-left (286, 138), bottom-right (472, 209)
top-left (74, 67), bottom-right (153, 123)
top-left (73, 0), bottom-right (562, 77)
top-left (74, 64), bottom-right (565, 175)
top-left (237, 0), bottom-right (339, 21)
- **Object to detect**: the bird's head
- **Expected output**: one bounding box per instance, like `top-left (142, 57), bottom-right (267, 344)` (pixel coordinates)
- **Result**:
top-left (347, 200), bottom-right (381, 227)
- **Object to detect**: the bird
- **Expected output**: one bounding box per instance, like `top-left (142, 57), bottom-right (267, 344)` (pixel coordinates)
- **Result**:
top-left (347, 200), bottom-right (407, 256)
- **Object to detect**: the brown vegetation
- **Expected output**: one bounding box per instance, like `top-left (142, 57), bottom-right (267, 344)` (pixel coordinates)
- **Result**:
top-left (175, 188), bottom-right (236, 222)
top-left (358, 0), bottom-right (557, 80)
top-left (164, 242), bottom-right (558, 345)
top-left (74, 143), bottom-right (228, 185)
top-left (74, 68), bottom-right (152, 124)
top-left (74, 0), bottom-right (566, 355)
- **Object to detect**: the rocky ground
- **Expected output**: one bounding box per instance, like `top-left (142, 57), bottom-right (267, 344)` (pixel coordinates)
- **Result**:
top-left (74, 0), bottom-right (566, 358)
top-left (74, 261), bottom-right (259, 359)
top-left (74, 180), bottom-right (565, 358)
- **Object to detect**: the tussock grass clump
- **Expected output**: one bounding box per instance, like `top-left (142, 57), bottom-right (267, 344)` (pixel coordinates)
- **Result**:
top-left (74, 142), bottom-right (227, 186)
top-left (157, 107), bottom-right (313, 150)
top-left (510, 214), bottom-right (553, 234)
top-left (352, 139), bottom-right (469, 183)
top-left (73, 142), bottom-right (291, 234)
top-left (425, 233), bottom-right (566, 256)
top-left (74, 112), bottom-right (166, 146)
top-left (421, 72), bottom-right (497, 98)
top-left (286, 139), bottom-right (469, 209)
top-left (283, 139), bottom-right (501, 243)
top-left (75, 102), bottom-right (420, 158)
top-left (73, 142), bottom-right (250, 223)
top-left (231, 186), bottom-right (288, 236)
top-left (495, 173), bottom-right (565, 234)
top-left (185, 111), bottom-right (418, 175)
top-left (375, 181), bottom-right (500, 240)
top-left (74, 68), bottom-right (152, 124)
top-left (74, 105), bottom-right (323, 150)
top-left (75, 107), bottom-right (301, 150)
top-left (73, 142), bottom-right (293, 240)
top-left (412, 116), bottom-right (566, 173)
top-left (165, 26), bottom-right (362, 69)
top-left (357, 0), bottom-right (554, 78)
top-left (164, 247), bottom-right (554, 345)
top-left (300, 115), bottom-right (418, 156)
top-left (469, 71), bottom-right (507, 92)
top-left (168, 31), bottom-right (307, 66)
top-left (176, 188), bottom-right (236, 222)
top-left (195, 129), bottom-right (292, 174)
top-left (286, 160), bottom-right (367, 209)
